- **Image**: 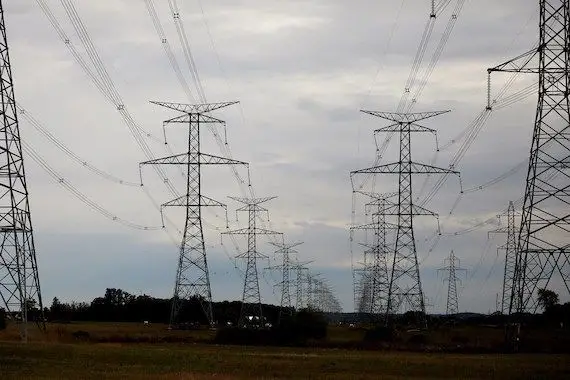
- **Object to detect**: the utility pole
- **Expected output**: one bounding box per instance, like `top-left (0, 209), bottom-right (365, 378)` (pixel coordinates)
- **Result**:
top-left (489, 0), bottom-right (570, 314)
top-left (268, 241), bottom-right (303, 320)
top-left (0, 2), bottom-right (45, 342)
top-left (352, 111), bottom-right (460, 327)
top-left (438, 251), bottom-right (466, 315)
top-left (489, 201), bottom-right (518, 314)
top-left (223, 197), bottom-right (281, 328)
top-left (141, 101), bottom-right (247, 327)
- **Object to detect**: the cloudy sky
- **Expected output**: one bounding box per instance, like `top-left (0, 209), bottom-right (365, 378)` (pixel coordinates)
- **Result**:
top-left (4, 0), bottom-right (562, 313)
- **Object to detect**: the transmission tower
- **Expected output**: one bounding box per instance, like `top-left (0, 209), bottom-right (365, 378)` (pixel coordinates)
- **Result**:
top-left (489, 0), bottom-right (570, 313)
top-left (0, 2), bottom-right (44, 341)
top-left (363, 192), bottom-right (397, 316)
top-left (268, 241), bottom-right (303, 320)
top-left (438, 251), bottom-right (466, 315)
top-left (306, 272), bottom-right (321, 311)
top-left (352, 111), bottom-right (459, 326)
top-left (141, 101), bottom-right (247, 327)
top-left (489, 201), bottom-right (519, 314)
top-left (352, 250), bottom-right (371, 313)
top-left (350, 192), bottom-right (396, 317)
top-left (223, 197), bottom-right (281, 328)
top-left (293, 261), bottom-right (310, 310)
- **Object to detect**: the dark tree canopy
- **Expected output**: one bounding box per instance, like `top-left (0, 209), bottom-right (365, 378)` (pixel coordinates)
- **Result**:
top-left (538, 288), bottom-right (559, 312)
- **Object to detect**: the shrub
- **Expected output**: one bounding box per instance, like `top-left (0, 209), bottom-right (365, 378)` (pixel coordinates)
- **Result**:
top-left (451, 335), bottom-right (470, 345)
top-left (288, 310), bottom-right (328, 340)
top-left (408, 333), bottom-right (429, 345)
top-left (71, 330), bottom-right (90, 341)
top-left (363, 325), bottom-right (396, 343)
top-left (214, 310), bottom-right (329, 346)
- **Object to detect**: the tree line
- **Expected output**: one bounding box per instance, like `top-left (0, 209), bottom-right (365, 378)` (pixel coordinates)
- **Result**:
top-left (45, 288), bottom-right (286, 326)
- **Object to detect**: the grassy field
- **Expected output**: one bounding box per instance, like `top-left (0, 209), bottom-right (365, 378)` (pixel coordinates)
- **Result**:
top-left (1, 322), bottom-right (570, 379)
top-left (2, 341), bottom-right (570, 379)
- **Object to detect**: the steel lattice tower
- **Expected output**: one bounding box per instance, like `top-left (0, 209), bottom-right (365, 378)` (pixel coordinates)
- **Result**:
top-left (141, 101), bottom-right (247, 326)
top-left (489, 0), bottom-right (570, 313)
top-left (351, 191), bottom-right (396, 317)
top-left (489, 201), bottom-right (519, 314)
top-left (352, 111), bottom-right (459, 325)
top-left (0, 2), bottom-right (44, 341)
top-left (223, 197), bottom-right (281, 328)
top-left (269, 241), bottom-right (302, 320)
top-left (294, 261), bottom-right (310, 310)
top-left (363, 192), bottom-right (396, 316)
top-left (438, 251), bottom-right (465, 315)
top-left (352, 251), bottom-right (371, 313)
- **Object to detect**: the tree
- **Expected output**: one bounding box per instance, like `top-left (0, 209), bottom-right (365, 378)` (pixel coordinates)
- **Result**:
top-left (538, 288), bottom-right (559, 312)
top-left (0, 308), bottom-right (6, 330)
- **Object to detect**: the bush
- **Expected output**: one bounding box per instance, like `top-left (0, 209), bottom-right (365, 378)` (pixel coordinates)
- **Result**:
top-left (408, 333), bottom-right (429, 345)
top-left (214, 310), bottom-right (328, 346)
top-left (363, 325), bottom-right (396, 343)
top-left (71, 330), bottom-right (90, 341)
top-left (286, 310), bottom-right (328, 340)
top-left (0, 308), bottom-right (6, 330)
top-left (451, 335), bottom-right (470, 345)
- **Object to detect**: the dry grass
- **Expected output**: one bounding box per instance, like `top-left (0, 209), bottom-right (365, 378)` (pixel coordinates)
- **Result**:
top-left (1, 339), bottom-right (569, 379)
top-left (0, 321), bottom-right (214, 344)
top-left (1, 322), bottom-right (570, 379)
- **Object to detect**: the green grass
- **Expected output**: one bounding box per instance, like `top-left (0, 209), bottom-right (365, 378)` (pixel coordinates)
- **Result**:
top-left (1, 341), bottom-right (569, 379)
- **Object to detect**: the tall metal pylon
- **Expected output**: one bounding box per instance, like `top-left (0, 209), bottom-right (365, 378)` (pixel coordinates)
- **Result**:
top-left (268, 241), bottom-right (303, 320)
top-left (352, 111), bottom-right (460, 326)
top-left (352, 249), bottom-right (371, 313)
top-left (141, 101), bottom-right (247, 327)
top-left (223, 197), bottom-right (281, 327)
top-left (351, 191), bottom-right (396, 317)
top-left (489, 201), bottom-right (519, 314)
top-left (363, 192), bottom-right (397, 316)
top-left (437, 251), bottom-right (466, 315)
top-left (293, 261), bottom-right (310, 310)
top-left (0, 2), bottom-right (44, 342)
top-left (489, 0), bottom-right (570, 313)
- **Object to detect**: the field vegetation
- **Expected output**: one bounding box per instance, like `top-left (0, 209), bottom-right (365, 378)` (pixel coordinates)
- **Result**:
top-left (2, 288), bottom-right (570, 378)
top-left (1, 320), bottom-right (570, 379)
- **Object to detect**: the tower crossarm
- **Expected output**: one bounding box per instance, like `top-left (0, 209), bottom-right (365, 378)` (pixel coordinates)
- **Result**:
top-left (352, 162), bottom-right (459, 175)
top-left (164, 113), bottom-right (226, 125)
top-left (161, 194), bottom-right (226, 208)
top-left (200, 154), bottom-right (248, 166)
top-left (229, 196), bottom-right (277, 206)
top-left (223, 227), bottom-right (282, 236)
top-left (374, 123), bottom-right (437, 134)
top-left (350, 221), bottom-right (399, 231)
top-left (354, 190), bottom-right (399, 200)
top-left (140, 153), bottom-right (247, 166)
top-left (361, 110), bottom-right (450, 123)
top-left (235, 250), bottom-right (269, 259)
top-left (150, 100), bottom-right (239, 114)
top-left (488, 47), bottom-right (541, 74)
top-left (270, 241), bottom-right (303, 254)
top-left (382, 203), bottom-right (439, 217)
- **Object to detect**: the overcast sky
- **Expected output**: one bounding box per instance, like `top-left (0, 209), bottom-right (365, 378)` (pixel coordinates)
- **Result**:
top-left (4, 0), bottom-right (563, 314)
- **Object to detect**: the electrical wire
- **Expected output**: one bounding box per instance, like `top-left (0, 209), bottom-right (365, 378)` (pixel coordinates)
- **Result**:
top-left (23, 141), bottom-right (162, 231)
